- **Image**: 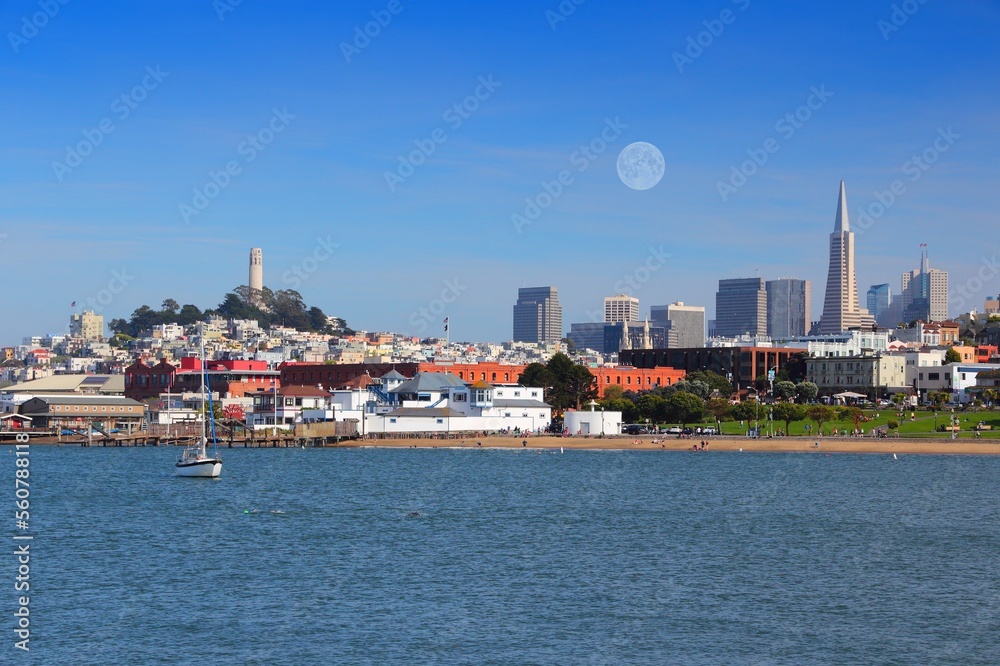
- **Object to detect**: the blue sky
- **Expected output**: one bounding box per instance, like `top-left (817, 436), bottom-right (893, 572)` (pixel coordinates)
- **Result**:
top-left (2, 0), bottom-right (999, 345)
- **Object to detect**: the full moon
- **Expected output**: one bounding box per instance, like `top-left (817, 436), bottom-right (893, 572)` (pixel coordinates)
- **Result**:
top-left (617, 142), bottom-right (664, 190)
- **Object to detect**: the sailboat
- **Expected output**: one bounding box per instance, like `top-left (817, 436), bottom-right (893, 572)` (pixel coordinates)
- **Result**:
top-left (176, 341), bottom-right (222, 478)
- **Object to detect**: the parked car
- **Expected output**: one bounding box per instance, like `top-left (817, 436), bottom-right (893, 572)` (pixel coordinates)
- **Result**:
top-left (665, 426), bottom-right (682, 435)
top-left (702, 427), bottom-right (718, 435)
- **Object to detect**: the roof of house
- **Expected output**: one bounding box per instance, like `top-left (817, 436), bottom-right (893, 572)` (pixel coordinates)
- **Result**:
top-left (468, 380), bottom-right (495, 390)
top-left (390, 372), bottom-right (467, 394)
top-left (380, 369), bottom-right (408, 381)
top-left (491, 398), bottom-right (552, 409)
top-left (1, 375), bottom-right (124, 394)
top-left (20, 395), bottom-right (144, 408)
top-left (0, 412), bottom-right (31, 421)
top-left (384, 407), bottom-right (464, 418)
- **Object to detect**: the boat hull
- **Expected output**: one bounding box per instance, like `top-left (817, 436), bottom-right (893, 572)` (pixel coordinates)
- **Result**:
top-left (175, 459), bottom-right (222, 478)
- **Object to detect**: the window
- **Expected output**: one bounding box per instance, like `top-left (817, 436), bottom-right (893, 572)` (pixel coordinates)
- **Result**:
top-left (436, 418), bottom-right (444, 424)
top-left (390, 418), bottom-right (397, 423)
top-left (514, 391), bottom-right (521, 397)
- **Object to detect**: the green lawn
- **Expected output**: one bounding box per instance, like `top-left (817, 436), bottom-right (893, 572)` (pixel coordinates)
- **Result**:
top-left (699, 409), bottom-right (1000, 439)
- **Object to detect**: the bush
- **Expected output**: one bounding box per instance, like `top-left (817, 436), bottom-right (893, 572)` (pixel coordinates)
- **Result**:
top-left (887, 419), bottom-right (899, 430)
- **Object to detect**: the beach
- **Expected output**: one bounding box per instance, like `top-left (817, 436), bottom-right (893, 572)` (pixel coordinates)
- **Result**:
top-left (354, 435), bottom-right (1000, 455)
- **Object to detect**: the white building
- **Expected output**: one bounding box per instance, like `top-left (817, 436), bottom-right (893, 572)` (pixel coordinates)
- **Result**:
top-left (806, 330), bottom-right (892, 358)
top-left (604, 294), bottom-right (640, 323)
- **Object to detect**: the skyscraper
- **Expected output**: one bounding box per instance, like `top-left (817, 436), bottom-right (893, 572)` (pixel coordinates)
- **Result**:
top-left (766, 278), bottom-right (811, 338)
top-left (603, 294), bottom-right (639, 323)
top-left (714, 278), bottom-right (767, 337)
top-left (815, 181), bottom-right (872, 334)
top-left (650, 302), bottom-right (706, 347)
top-left (900, 247), bottom-right (948, 322)
top-left (866, 284), bottom-right (892, 321)
top-left (513, 286), bottom-right (562, 344)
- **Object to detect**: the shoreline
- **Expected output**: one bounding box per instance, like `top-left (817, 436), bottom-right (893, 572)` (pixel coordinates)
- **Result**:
top-left (9, 435), bottom-right (1000, 456)
top-left (351, 435), bottom-right (1000, 455)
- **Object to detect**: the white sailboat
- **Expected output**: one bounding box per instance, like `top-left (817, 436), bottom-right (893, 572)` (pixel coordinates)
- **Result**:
top-left (176, 340), bottom-right (222, 478)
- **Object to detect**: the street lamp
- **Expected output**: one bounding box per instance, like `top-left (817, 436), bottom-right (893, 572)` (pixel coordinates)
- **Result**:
top-left (749, 386), bottom-right (760, 437)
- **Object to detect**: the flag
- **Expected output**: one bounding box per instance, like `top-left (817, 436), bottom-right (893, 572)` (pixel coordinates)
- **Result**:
top-left (70, 301), bottom-right (76, 307)
top-left (919, 243), bottom-right (927, 247)
top-left (443, 317), bottom-right (449, 332)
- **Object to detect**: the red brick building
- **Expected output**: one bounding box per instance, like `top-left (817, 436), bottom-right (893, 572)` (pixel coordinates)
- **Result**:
top-left (125, 357), bottom-right (280, 401)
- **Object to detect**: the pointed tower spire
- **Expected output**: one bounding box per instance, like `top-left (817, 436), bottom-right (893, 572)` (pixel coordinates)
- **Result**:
top-left (833, 180), bottom-right (849, 233)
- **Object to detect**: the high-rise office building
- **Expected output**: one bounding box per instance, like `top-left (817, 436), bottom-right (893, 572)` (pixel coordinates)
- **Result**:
top-left (766, 278), bottom-right (811, 338)
top-left (900, 247), bottom-right (948, 322)
top-left (815, 181), bottom-right (872, 334)
top-left (866, 284), bottom-right (892, 322)
top-left (604, 294), bottom-right (640, 323)
top-left (715, 278), bottom-right (767, 337)
top-left (651, 302), bottom-right (706, 347)
top-left (513, 286), bottom-right (563, 344)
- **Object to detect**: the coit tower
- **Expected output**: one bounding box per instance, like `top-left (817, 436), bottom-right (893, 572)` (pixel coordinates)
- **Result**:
top-left (249, 248), bottom-right (263, 292)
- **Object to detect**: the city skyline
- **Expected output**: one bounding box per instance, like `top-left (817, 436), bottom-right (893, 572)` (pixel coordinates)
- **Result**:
top-left (3, 2), bottom-right (999, 345)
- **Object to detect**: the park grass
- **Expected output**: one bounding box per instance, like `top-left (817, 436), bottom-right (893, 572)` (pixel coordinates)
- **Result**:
top-left (687, 408), bottom-right (1000, 439)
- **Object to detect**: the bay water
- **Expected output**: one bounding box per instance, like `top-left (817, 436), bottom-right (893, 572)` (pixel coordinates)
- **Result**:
top-left (17, 446), bottom-right (1000, 664)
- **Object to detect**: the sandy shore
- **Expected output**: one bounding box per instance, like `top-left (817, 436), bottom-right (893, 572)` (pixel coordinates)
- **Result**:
top-left (354, 435), bottom-right (1000, 455)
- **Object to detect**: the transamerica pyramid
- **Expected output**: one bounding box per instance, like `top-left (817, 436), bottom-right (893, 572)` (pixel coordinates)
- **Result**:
top-left (813, 181), bottom-right (873, 334)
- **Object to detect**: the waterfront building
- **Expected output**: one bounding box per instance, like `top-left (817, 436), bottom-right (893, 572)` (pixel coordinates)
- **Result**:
top-left (805, 354), bottom-right (908, 398)
top-left (715, 278), bottom-right (767, 337)
top-left (766, 278), bottom-right (811, 338)
top-left (513, 287), bottom-right (563, 344)
top-left (815, 181), bottom-right (873, 334)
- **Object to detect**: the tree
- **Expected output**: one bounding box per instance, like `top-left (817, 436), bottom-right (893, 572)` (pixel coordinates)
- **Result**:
top-left (705, 397), bottom-right (730, 432)
top-left (109, 318), bottom-right (130, 335)
top-left (636, 394), bottom-right (666, 423)
top-left (674, 379), bottom-right (711, 399)
top-left (891, 392), bottom-right (906, 407)
top-left (944, 347), bottom-right (962, 364)
top-left (930, 391), bottom-right (949, 410)
top-left (685, 370), bottom-right (734, 396)
top-left (839, 406), bottom-right (864, 432)
top-left (795, 381), bottom-right (819, 403)
top-left (161, 298), bottom-right (180, 314)
top-left (602, 385), bottom-right (625, 401)
top-left (783, 352), bottom-right (809, 383)
top-left (666, 391), bottom-right (704, 428)
top-left (519, 353), bottom-right (596, 411)
top-left (771, 403), bottom-right (806, 435)
top-left (773, 380), bottom-right (797, 401)
top-left (729, 401), bottom-right (758, 425)
top-left (806, 405), bottom-right (836, 436)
